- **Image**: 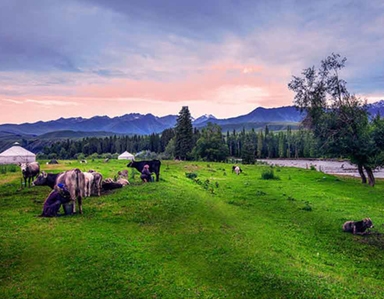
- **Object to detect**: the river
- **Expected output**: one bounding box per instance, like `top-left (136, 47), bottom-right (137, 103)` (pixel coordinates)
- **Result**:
top-left (257, 159), bottom-right (384, 179)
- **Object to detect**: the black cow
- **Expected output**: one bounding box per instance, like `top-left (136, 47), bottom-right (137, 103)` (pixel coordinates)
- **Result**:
top-left (19, 162), bottom-right (40, 187)
top-left (33, 171), bottom-right (61, 189)
top-left (127, 160), bottom-right (161, 182)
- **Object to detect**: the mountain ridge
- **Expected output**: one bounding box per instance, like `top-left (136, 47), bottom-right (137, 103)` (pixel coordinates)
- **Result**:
top-left (0, 101), bottom-right (383, 137)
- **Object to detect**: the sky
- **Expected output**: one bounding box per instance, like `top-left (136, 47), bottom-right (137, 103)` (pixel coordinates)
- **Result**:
top-left (0, 0), bottom-right (383, 124)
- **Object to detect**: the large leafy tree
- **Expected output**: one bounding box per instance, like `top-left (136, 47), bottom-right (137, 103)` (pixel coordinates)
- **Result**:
top-left (192, 123), bottom-right (228, 162)
top-left (174, 106), bottom-right (194, 160)
top-left (288, 53), bottom-right (384, 186)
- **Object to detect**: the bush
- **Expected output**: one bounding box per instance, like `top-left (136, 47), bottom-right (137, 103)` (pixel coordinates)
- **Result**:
top-left (185, 172), bottom-right (198, 180)
top-left (261, 169), bottom-right (280, 180)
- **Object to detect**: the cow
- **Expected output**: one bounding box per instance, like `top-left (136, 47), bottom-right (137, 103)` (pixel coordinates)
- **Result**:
top-left (83, 172), bottom-right (94, 197)
top-left (88, 170), bottom-right (103, 196)
top-left (232, 165), bottom-right (242, 175)
top-left (56, 169), bottom-right (85, 214)
top-left (33, 169), bottom-right (85, 214)
top-left (33, 171), bottom-right (61, 189)
top-left (127, 160), bottom-right (161, 182)
top-left (102, 178), bottom-right (123, 190)
top-left (116, 178), bottom-right (130, 186)
top-left (20, 162), bottom-right (40, 187)
top-left (117, 169), bottom-right (128, 178)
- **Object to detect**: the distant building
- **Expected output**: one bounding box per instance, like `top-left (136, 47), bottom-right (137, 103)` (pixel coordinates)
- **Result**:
top-left (118, 151), bottom-right (135, 160)
top-left (0, 142), bottom-right (36, 164)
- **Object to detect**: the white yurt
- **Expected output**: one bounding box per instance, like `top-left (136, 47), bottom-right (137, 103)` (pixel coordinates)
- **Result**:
top-left (118, 151), bottom-right (135, 160)
top-left (0, 142), bottom-right (36, 164)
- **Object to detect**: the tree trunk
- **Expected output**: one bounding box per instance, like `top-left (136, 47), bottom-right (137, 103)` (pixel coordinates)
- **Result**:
top-left (357, 164), bottom-right (367, 184)
top-left (364, 166), bottom-right (375, 187)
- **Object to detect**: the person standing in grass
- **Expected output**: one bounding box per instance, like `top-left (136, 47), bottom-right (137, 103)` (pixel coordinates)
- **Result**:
top-left (40, 183), bottom-right (71, 217)
top-left (140, 164), bottom-right (153, 183)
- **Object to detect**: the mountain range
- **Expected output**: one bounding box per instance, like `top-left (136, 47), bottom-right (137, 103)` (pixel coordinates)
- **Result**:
top-left (0, 105), bottom-right (307, 137)
top-left (0, 101), bottom-right (383, 151)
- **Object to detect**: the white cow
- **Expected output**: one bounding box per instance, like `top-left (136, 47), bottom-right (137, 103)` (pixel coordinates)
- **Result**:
top-left (83, 172), bottom-right (94, 197)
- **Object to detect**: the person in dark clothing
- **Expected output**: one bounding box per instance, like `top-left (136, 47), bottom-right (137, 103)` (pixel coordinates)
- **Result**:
top-left (40, 183), bottom-right (71, 217)
top-left (140, 164), bottom-right (153, 183)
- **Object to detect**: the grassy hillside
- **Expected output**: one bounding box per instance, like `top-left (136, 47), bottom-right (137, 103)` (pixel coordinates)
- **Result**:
top-left (1, 160), bottom-right (384, 298)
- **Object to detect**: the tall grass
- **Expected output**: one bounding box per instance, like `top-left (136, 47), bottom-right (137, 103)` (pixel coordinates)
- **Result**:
top-left (0, 164), bottom-right (17, 174)
top-left (1, 159), bottom-right (384, 298)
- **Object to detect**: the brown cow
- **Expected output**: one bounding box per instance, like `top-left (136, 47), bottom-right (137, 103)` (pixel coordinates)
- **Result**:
top-left (56, 169), bottom-right (85, 214)
top-left (20, 162), bottom-right (40, 187)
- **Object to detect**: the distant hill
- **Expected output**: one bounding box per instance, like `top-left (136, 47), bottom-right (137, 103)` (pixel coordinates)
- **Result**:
top-left (0, 106), bottom-right (305, 136)
top-left (1, 101), bottom-right (383, 153)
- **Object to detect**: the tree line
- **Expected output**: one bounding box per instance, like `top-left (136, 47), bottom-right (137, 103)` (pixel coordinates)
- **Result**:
top-left (38, 121), bottom-right (319, 163)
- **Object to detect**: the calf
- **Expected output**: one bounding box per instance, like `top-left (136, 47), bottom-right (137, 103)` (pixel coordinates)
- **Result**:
top-left (127, 159), bottom-right (161, 182)
top-left (20, 162), bottom-right (40, 187)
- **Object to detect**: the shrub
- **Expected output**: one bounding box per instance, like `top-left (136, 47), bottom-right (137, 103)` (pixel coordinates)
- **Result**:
top-left (185, 172), bottom-right (198, 180)
top-left (261, 169), bottom-right (280, 180)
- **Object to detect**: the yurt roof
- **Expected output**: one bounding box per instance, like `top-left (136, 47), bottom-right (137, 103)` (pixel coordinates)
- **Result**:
top-left (119, 151), bottom-right (134, 157)
top-left (0, 143), bottom-right (35, 157)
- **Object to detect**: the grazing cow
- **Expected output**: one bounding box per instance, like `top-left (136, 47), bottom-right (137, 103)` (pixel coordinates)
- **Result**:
top-left (83, 172), bottom-right (94, 197)
top-left (80, 159), bottom-right (87, 164)
top-left (56, 169), bottom-right (85, 214)
top-left (20, 162), bottom-right (40, 187)
top-left (127, 160), bottom-right (161, 182)
top-left (33, 171), bottom-right (61, 189)
top-left (232, 165), bottom-right (242, 175)
top-left (88, 170), bottom-right (103, 196)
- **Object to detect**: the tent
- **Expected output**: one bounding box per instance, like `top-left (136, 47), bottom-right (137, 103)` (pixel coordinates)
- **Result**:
top-left (0, 142), bottom-right (36, 164)
top-left (118, 151), bottom-right (135, 160)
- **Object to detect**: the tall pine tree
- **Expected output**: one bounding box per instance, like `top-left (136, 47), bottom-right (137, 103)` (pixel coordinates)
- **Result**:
top-left (174, 106), bottom-right (193, 160)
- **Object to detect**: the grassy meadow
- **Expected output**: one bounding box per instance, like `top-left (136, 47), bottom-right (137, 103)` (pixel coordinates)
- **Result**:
top-left (1, 159), bottom-right (384, 298)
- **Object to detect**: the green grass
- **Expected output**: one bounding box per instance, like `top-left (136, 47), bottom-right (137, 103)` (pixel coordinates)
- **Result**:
top-left (1, 160), bottom-right (384, 298)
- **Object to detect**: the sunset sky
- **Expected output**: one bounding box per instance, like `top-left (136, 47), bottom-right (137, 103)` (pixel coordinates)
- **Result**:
top-left (1, 0), bottom-right (383, 124)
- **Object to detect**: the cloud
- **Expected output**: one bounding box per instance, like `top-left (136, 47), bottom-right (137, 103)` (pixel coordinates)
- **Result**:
top-left (2, 98), bottom-right (23, 104)
top-left (2, 98), bottom-right (80, 107)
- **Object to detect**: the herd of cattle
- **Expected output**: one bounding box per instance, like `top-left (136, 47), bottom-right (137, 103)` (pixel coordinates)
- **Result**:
top-left (19, 160), bottom-right (241, 216)
top-left (18, 159), bottom-right (162, 215)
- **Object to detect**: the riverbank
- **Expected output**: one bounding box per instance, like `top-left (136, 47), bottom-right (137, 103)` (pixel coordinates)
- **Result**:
top-left (258, 159), bottom-right (384, 178)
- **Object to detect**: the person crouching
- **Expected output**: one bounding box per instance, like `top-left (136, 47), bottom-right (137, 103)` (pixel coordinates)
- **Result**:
top-left (40, 183), bottom-right (71, 217)
top-left (140, 164), bottom-right (153, 183)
